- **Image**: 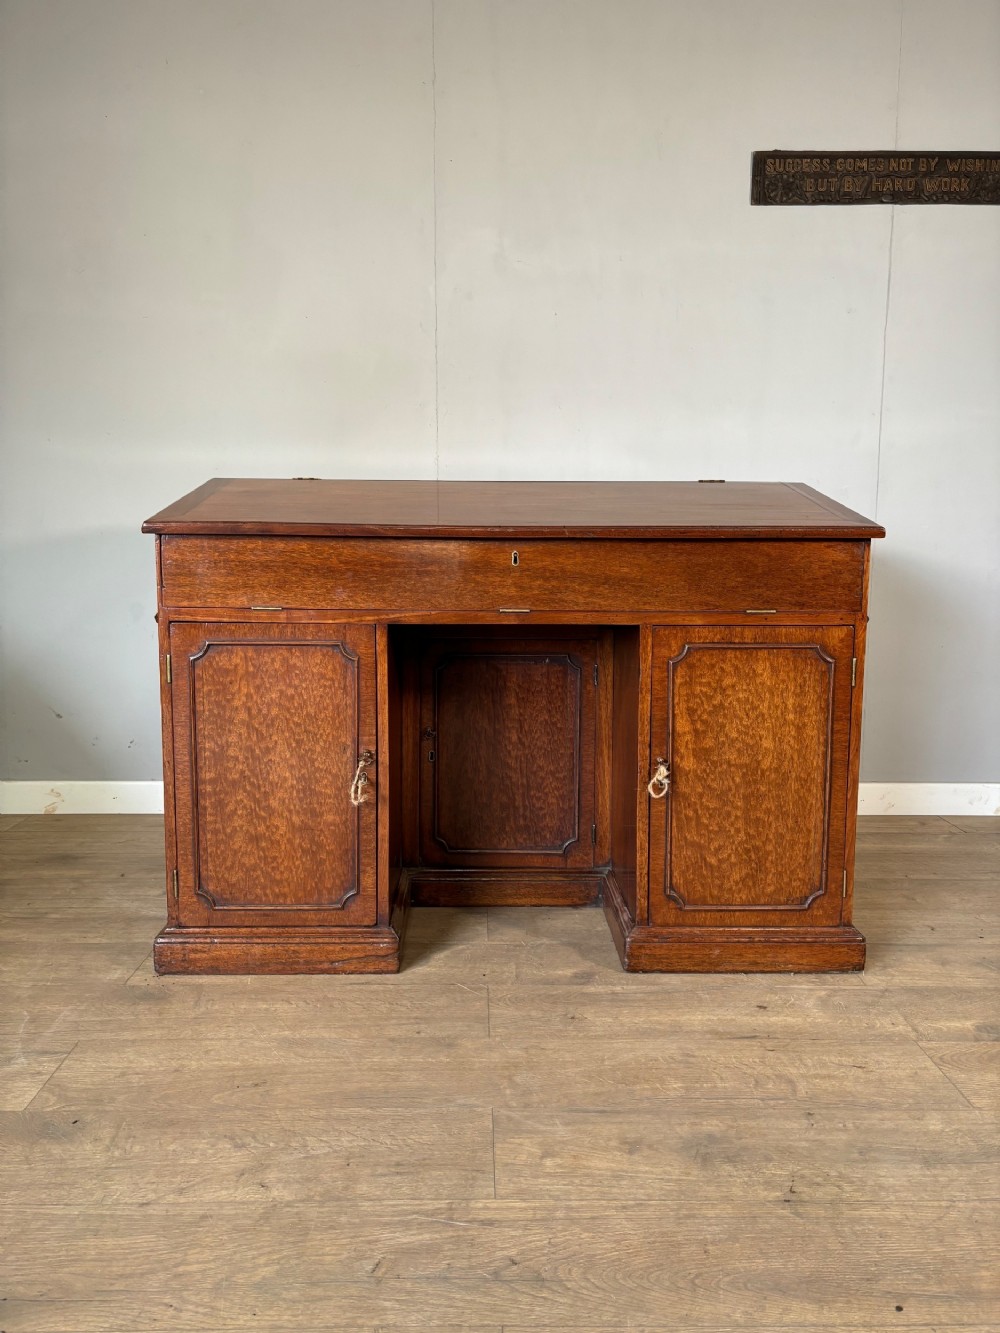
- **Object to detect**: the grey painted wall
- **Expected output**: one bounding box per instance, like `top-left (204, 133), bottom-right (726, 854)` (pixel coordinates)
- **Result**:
top-left (1, 0), bottom-right (997, 785)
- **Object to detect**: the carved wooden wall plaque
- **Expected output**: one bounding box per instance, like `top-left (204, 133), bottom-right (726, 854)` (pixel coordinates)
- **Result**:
top-left (751, 151), bottom-right (1000, 205)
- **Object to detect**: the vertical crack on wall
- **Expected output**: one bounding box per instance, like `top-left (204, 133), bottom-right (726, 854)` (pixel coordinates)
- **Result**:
top-left (431, 0), bottom-right (440, 481)
top-left (874, 0), bottom-right (905, 522)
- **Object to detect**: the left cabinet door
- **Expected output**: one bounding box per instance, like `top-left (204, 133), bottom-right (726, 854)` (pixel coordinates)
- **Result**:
top-left (169, 622), bottom-right (377, 927)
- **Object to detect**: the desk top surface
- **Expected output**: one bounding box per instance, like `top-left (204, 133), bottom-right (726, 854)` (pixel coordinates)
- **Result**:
top-left (143, 479), bottom-right (884, 540)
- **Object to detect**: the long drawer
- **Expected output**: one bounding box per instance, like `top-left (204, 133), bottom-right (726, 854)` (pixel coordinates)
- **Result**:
top-left (159, 536), bottom-right (865, 612)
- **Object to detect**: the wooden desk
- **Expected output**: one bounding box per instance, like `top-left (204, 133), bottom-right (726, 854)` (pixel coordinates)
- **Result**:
top-left (143, 479), bottom-right (884, 975)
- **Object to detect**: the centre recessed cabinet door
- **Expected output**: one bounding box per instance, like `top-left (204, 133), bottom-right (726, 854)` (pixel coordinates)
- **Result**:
top-left (169, 622), bottom-right (377, 927)
top-left (648, 624), bottom-right (855, 928)
top-left (417, 634), bottom-right (599, 871)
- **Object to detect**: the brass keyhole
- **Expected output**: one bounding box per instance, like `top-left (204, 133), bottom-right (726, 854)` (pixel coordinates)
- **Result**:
top-left (511, 550), bottom-right (519, 566)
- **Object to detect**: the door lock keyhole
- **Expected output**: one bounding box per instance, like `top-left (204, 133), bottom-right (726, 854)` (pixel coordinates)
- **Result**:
top-left (511, 550), bottom-right (519, 566)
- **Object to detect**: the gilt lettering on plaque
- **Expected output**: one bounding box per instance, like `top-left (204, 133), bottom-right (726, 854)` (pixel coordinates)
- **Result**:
top-left (751, 151), bottom-right (1000, 205)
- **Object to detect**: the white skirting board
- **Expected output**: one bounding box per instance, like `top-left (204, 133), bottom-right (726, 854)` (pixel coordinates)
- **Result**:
top-left (857, 784), bottom-right (999, 816)
top-left (0, 783), bottom-right (167, 815)
top-left (1, 781), bottom-right (998, 817)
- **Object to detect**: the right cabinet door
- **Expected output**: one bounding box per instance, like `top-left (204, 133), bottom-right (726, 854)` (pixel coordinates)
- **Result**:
top-left (648, 624), bottom-right (854, 928)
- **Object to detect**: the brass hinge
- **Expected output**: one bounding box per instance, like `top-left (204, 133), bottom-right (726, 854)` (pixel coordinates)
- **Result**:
top-left (842, 869), bottom-right (848, 898)
top-left (250, 605), bottom-right (285, 612)
top-left (851, 657), bottom-right (857, 688)
top-left (593, 663), bottom-right (599, 686)
top-left (592, 823), bottom-right (597, 844)
top-left (165, 654), bottom-right (171, 684)
top-left (171, 868), bottom-right (179, 899)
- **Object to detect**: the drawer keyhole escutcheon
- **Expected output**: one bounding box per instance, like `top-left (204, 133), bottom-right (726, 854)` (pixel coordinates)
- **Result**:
top-left (511, 550), bottom-right (519, 566)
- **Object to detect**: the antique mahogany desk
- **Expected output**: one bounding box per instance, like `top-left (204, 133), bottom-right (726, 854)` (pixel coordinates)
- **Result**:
top-left (143, 479), bottom-right (884, 975)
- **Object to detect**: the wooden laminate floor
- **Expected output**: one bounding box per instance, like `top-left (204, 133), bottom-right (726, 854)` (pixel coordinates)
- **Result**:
top-left (0, 813), bottom-right (997, 1332)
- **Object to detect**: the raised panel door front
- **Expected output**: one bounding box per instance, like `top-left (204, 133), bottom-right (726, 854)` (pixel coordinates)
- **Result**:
top-left (648, 625), bottom-right (854, 927)
top-left (418, 635), bottom-right (598, 870)
top-left (170, 622), bottom-right (377, 927)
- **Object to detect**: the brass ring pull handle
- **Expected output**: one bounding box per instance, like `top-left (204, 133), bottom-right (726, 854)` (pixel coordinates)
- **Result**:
top-left (349, 749), bottom-right (375, 806)
top-left (647, 758), bottom-right (670, 800)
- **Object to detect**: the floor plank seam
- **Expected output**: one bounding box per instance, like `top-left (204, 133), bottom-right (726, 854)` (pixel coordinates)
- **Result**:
top-left (912, 1039), bottom-right (982, 1110)
top-left (880, 998), bottom-right (931, 1043)
top-left (20, 1040), bottom-right (78, 1111)
top-left (491, 1105), bottom-right (498, 1200)
top-left (122, 949), bottom-right (154, 984)
top-left (940, 815), bottom-right (977, 835)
